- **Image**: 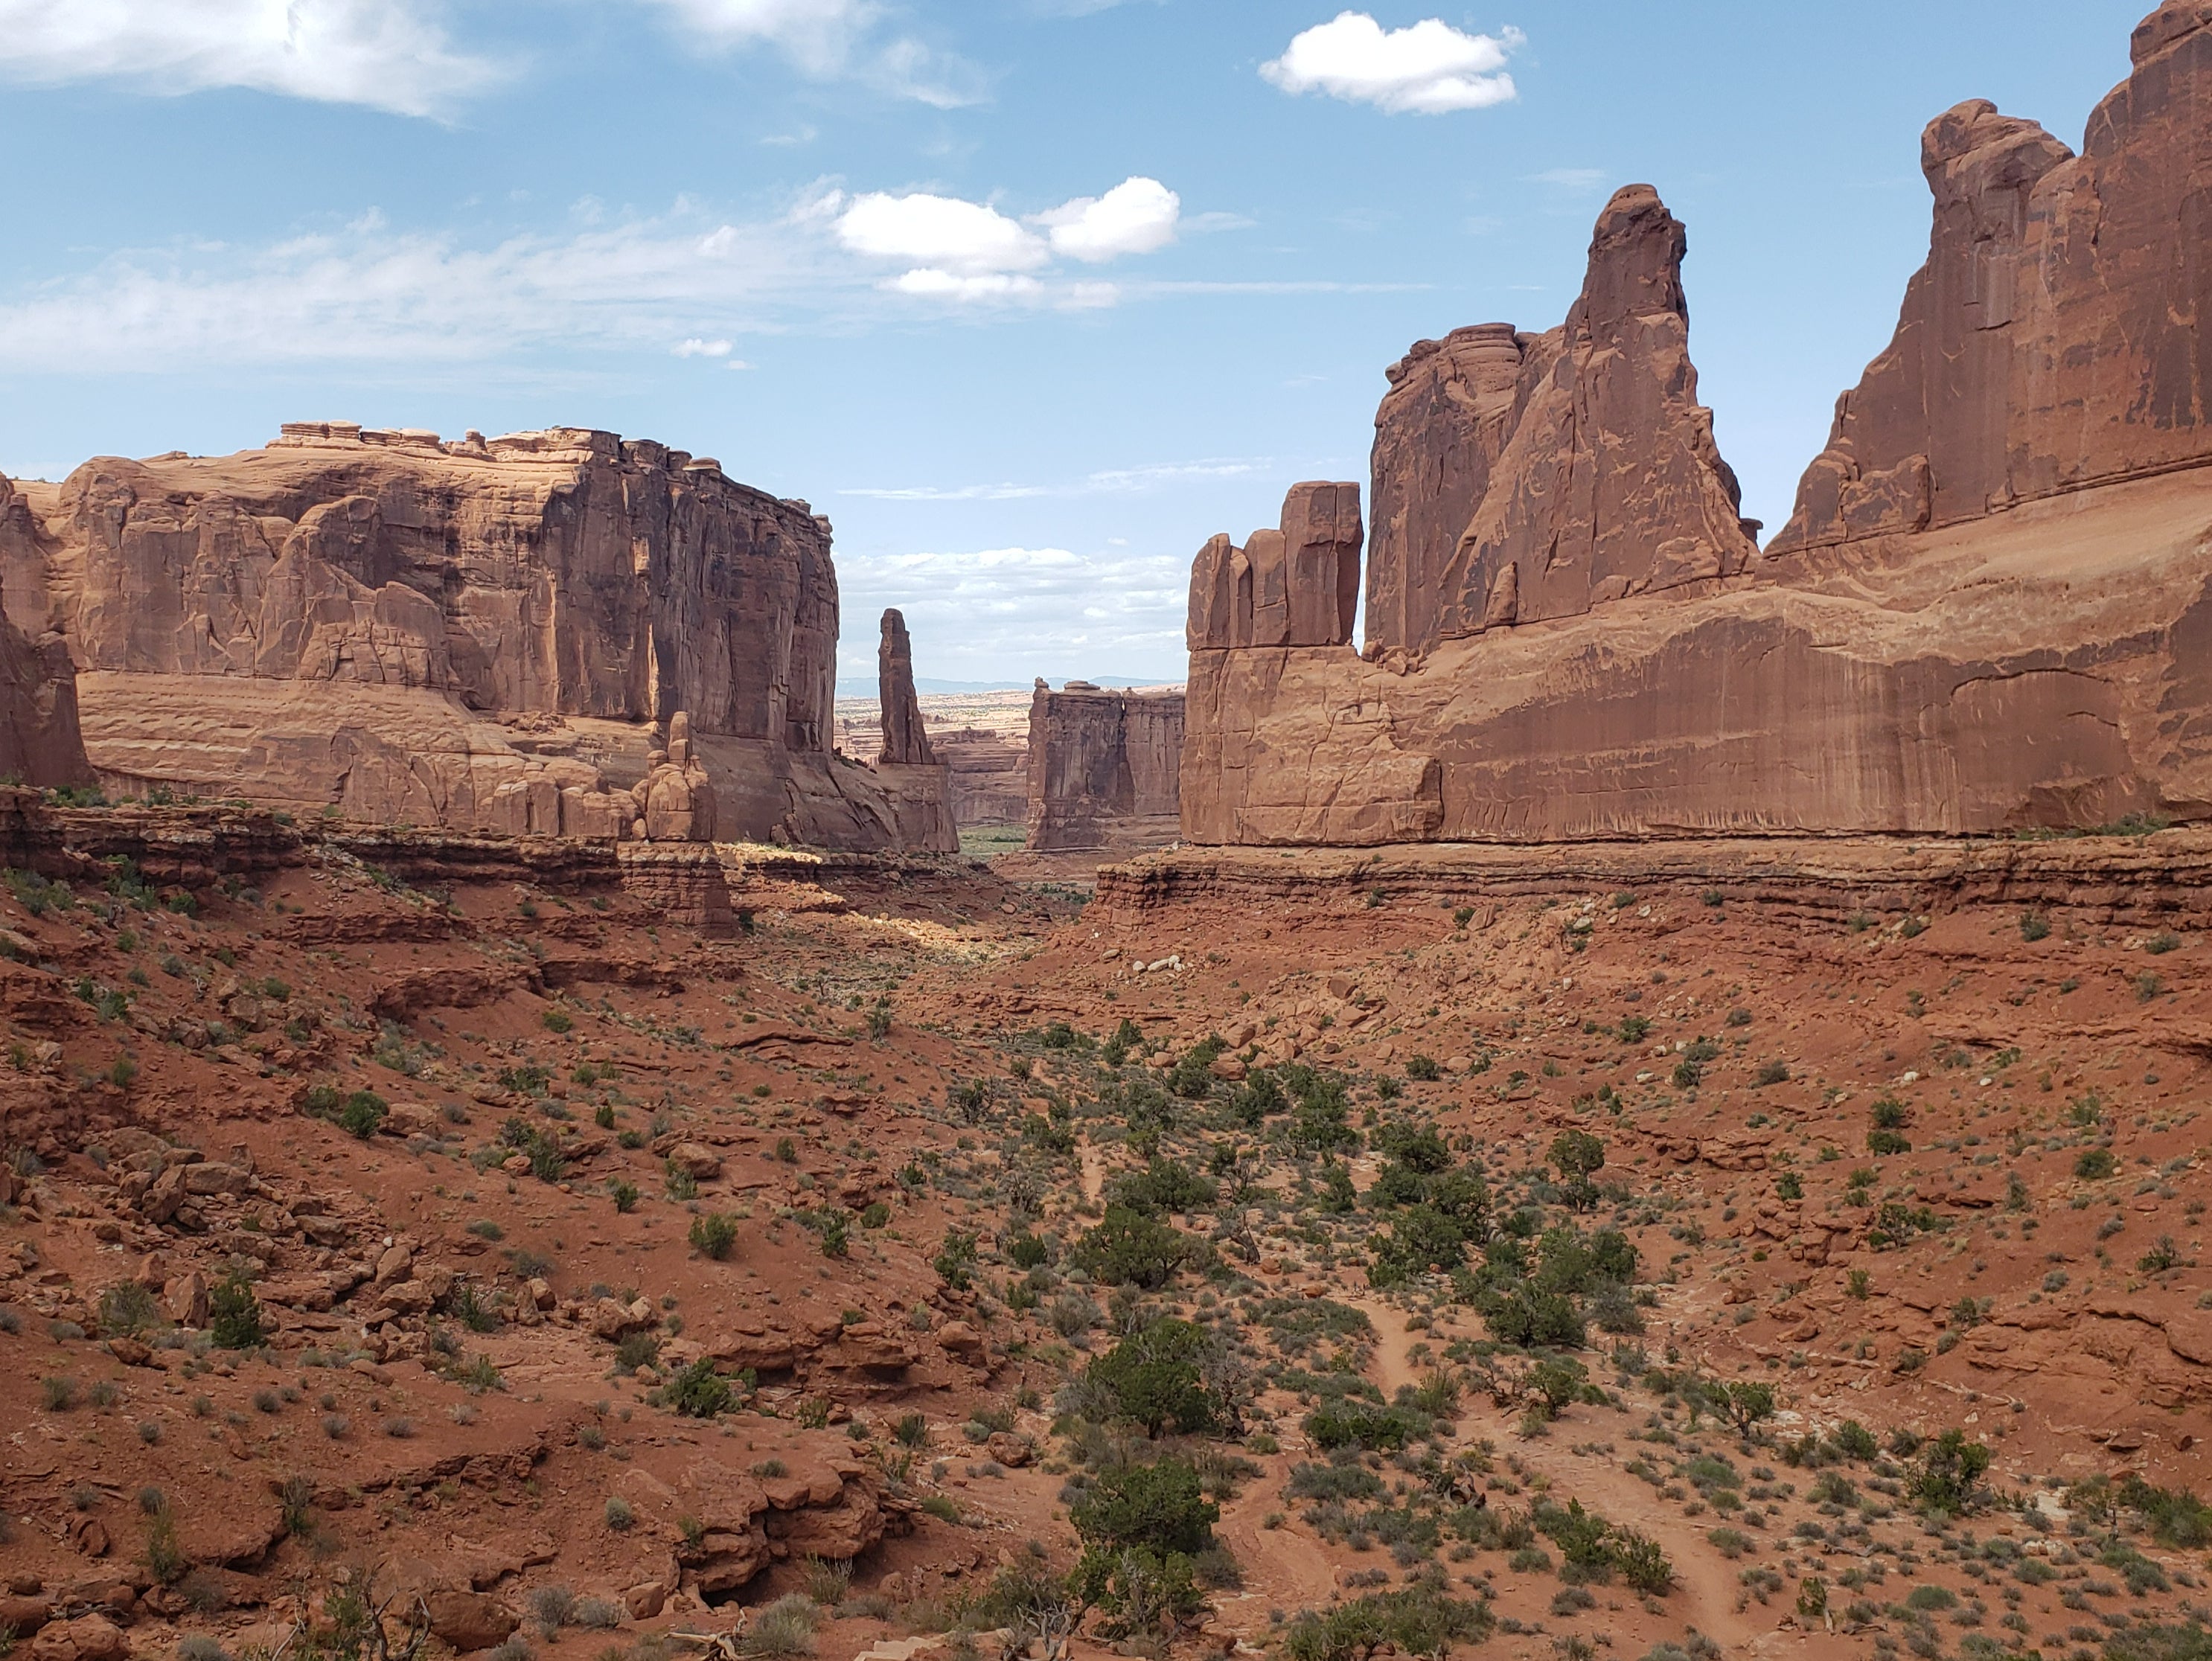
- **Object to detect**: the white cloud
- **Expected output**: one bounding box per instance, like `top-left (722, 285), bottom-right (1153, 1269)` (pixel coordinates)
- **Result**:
top-left (636, 0), bottom-right (985, 106)
top-left (1037, 177), bottom-right (1180, 263)
top-left (1529, 167), bottom-right (1606, 191)
top-left (837, 178), bottom-right (1180, 303)
top-left (1262, 12), bottom-right (1522, 115)
top-left (0, 0), bottom-right (502, 117)
top-left (0, 205), bottom-right (837, 374)
top-left (889, 270), bottom-right (1043, 303)
top-left (837, 193), bottom-right (1048, 277)
top-left (674, 336), bottom-right (734, 356)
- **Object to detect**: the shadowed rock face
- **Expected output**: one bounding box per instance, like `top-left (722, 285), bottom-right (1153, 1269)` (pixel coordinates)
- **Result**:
top-left (1358, 185), bottom-right (1759, 657)
top-left (1, 424), bottom-right (939, 848)
top-left (1772, 2), bottom-right (2212, 551)
top-left (0, 476), bottom-right (94, 788)
top-left (876, 609), bottom-right (934, 767)
top-left (1182, 4), bottom-right (2212, 847)
top-left (869, 608), bottom-right (958, 854)
top-left (1025, 681), bottom-right (1185, 854)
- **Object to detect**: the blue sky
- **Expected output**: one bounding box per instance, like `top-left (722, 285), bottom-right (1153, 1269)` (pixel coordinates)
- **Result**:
top-left (0, 0), bottom-right (2149, 686)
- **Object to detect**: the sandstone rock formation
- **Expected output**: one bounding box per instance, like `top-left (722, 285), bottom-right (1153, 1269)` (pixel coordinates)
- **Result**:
top-left (867, 608), bottom-right (958, 853)
top-left (0, 476), bottom-right (94, 789)
top-left (936, 726), bottom-right (1029, 827)
top-left (1025, 679), bottom-right (1185, 855)
top-left (1362, 185), bottom-right (1759, 654)
top-left (1, 424), bottom-right (933, 849)
top-left (875, 609), bottom-right (934, 767)
top-left (1182, 2), bottom-right (2212, 846)
top-left (1772, 3), bottom-right (2212, 551)
top-left (1189, 483), bottom-right (1363, 651)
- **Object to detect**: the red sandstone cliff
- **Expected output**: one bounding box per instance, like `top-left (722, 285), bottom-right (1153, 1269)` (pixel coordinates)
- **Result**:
top-left (1773, 3), bottom-right (2212, 552)
top-left (1361, 188), bottom-right (1759, 655)
top-left (1182, 2), bottom-right (2212, 847)
top-left (1024, 681), bottom-right (1185, 855)
top-left (0, 476), bottom-right (94, 789)
top-left (2, 424), bottom-right (930, 849)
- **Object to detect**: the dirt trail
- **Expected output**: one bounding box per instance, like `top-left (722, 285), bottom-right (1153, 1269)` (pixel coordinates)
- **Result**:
top-left (1346, 1290), bottom-right (1767, 1651)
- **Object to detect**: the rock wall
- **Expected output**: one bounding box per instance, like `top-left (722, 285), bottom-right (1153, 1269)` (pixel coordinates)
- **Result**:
top-left (0, 477), bottom-right (94, 788)
top-left (3, 424), bottom-right (930, 849)
top-left (935, 727), bottom-right (1029, 827)
top-left (1025, 680), bottom-right (1185, 854)
top-left (1182, 1), bottom-right (2212, 848)
top-left (1772, 4), bottom-right (2212, 552)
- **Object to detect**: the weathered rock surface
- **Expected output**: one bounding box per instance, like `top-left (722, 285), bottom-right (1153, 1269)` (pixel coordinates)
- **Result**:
top-left (1183, 6), bottom-right (2212, 845)
top-left (869, 609), bottom-right (956, 853)
top-left (1189, 483), bottom-right (1363, 652)
top-left (875, 609), bottom-right (934, 767)
top-left (0, 477), bottom-right (94, 788)
top-left (1773, 1), bottom-right (2212, 552)
top-left (1361, 185), bottom-right (1758, 654)
top-left (3, 424), bottom-right (933, 849)
top-left (935, 726), bottom-right (1029, 827)
top-left (1024, 680), bottom-right (1184, 855)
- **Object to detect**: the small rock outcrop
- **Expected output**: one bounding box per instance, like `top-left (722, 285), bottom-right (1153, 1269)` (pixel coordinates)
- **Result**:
top-left (1189, 482), bottom-right (1363, 651)
top-left (1025, 680), bottom-right (1185, 855)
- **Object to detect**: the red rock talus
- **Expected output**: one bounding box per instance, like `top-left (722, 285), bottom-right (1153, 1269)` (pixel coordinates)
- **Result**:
top-left (2, 424), bottom-right (933, 849)
top-left (1024, 681), bottom-right (1186, 854)
top-left (1182, 4), bottom-right (2212, 846)
top-left (1771, 2), bottom-right (2212, 551)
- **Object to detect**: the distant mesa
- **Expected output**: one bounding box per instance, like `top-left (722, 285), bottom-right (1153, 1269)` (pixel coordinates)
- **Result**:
top-left (0, 422), bottom-right (945, 851)
top-left (1183, 0), bottom-right (2212, 847)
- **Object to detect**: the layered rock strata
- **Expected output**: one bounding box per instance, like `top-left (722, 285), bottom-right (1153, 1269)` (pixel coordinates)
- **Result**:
top-left (1, 424), bottom-right (930, 849)
top-left (1182, 1), bottom-right (2212, 847)
top-left (1025, 680), bottom-right (1185, 855)
top-left (936, 727), bottom-right (1029, 828)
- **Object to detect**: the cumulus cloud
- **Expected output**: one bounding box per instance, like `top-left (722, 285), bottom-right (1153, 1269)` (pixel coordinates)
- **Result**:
top-left (636, 0), bottom-right (985, 106)
top-left (837, 545), bottom-right (1189, 679)
top-left (1262, 12), bottom-right (1523, 115)
top-left (1038, 177), bottom-right (1180, 263)
top-left (834, 176), bottom-right (1180, 303)
top-left (0, 0), bottom-right (502, 117)
top-left (836, 193), bottom-right (1048, 277)
top-left (673, 336), bottom-right (734, 356)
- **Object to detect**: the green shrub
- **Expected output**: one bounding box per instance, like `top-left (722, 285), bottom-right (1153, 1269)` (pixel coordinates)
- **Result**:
top-left (2075, 1148), bottom-right (2118, 1180)
top-left (666, 1359), bottom-right (732, 1418)
top-left (689, 1213), bottom-right (738, 1261)
top-left (1071, 1206), bottom-right (1190, 1290)
top-left (210, 1271), bottom-right (264, 1350)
